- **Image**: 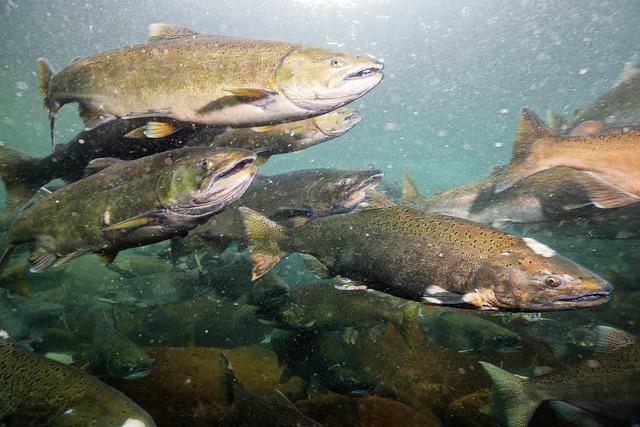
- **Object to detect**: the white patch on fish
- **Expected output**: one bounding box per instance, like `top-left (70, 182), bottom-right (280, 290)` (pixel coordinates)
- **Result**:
top-left (425, 285), bottom-right (448, 295)
top-left (522, 237), bottom-right (556, 258)
top-left (0, 329), bottom-right (9, 339)
top-left (122, 419), bottom-right (146, 427)
top-left (423, 297), bottom-right (443, 304)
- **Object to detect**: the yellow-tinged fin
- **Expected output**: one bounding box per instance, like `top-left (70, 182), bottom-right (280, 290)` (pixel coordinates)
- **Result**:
top-left (224, 88), bottom-right (277, 100)
top-left (29, 247), bottom-right (58, 273)
top-left (494, 109), bottom-right (555, 193)
top-left (53, 250), bottom-right (87, 268)
top-left (577, 172), bottom-right (640, 209)
top-left (84, 157), bottom-right (124, 177)
top-left (102, 213), bottom-right (161, 232)
top-left (479, 362), bottom-right (539, 427)
top-left (125, 121), bottom-right (181, 139)
top-left (123, 126), bottom-right (148, 139)
top-left (301, 254), bottom-right (330, 278)
top-left (255, 154), bottom-right (270, 167)
top-left (78, 104), bottom-right (116, 130)
top-left (251, 124), bottom-right (278, 133)
top-left (401, 171), bottom-right (422, 206)
top-left (594, 325), bottom-right (636, 355)
top-left (612, 62), bottom-right (640, 88)
top-left (0, 144), bottom-right (47, 209)
top-left (238, 207), bottom-right (287, 281)
top-left (148, 23), bottom-right (198, 41)
top-left (0, 258), bottom-right (30, 297)
top-left (99, 251), bottom-right (118, 265)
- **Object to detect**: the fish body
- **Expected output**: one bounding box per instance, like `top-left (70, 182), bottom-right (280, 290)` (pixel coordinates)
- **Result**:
top-left (420, 310), bottom-right (521, 353)
top-left (208, 108), bottom-right (361, 163)
top-left (0, 290), bottom-right (64, 346)
top-left (175, 168), bottom-right (382, 257)
top-left (0, 337), bottom-right (156, 426)
top-left (241, 206), bottom-right (612, 311)
top-left (256, 281), bottom-right (420, 347)
top-left (89, 320), bottom-right (155, 380)
top-left (495, 109), bottom-right (640, 209)
top-left (0, 147), bottom-right (257, 275)
top-left (481, 326), bottom-right (640, 426)
top-left (39, 24), bottom-right (382, 142)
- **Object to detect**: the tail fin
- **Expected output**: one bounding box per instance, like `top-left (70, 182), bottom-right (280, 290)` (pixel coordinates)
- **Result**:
top-left (0, 256), bottom-right (30, 297)
top-left (0, 144), bottom-right (48, 209)
top-left (37, 58), bottom-right (57, 146)
top-left (401, 171), bottom-right (423, 206)
top-left (494, 109), bottom-right (555, 193)
top-left (0, 245), bottom-right (17, 286)
top-left (394, 301), bottom-right (421, 351)
top-left (238, 207), bottom-right (287, 281)
top-left (479, 362), bottom-right (540, 427)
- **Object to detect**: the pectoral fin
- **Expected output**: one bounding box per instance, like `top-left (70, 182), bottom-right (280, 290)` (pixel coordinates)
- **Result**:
top-left (78, 104), bottom-right (116, 130)
top-left (85, 158), bottom-right (125, 176)
top-left (578, 172), bottom-right (640, 209)
top-left (301, 254), bottom-right (330, 278)
top-left (422, 285), bottom-right (482, 306)
top-left (30, 248), bottom-right (58, 273)
top-left (124, 121), bottom-right (181, 139)
top-left (102, 212), bottom-right (163, 232)
top-left (197, 89), bottom-right (278, 114)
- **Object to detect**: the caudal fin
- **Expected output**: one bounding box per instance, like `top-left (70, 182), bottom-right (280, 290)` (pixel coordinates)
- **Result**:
top-left (239, 207), bottom-right (288, 281)
top-left (479, 361), bottom-right (540, 427)
top-left (37, 58), bottom-right (57, 146)
top-left (401, 171), bottom-right (423, 206)
top-left (0, 144), bottom-right (47, 209)
top-left (494, 109), bottom-right (555, 193)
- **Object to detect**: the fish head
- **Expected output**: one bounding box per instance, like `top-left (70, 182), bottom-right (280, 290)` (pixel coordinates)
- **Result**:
top-left (311, 169), bottom-right (384, 216)
top-left (313, 108), bottom-right (362, 137)
top-left (472, 238), bottom-right (613, 311)
top-left (156, 148), bottom-right (257, 217)
top-left (106, 347), bottom-right (156, 380)
top-left (276, 48), bottom-right (383, 111)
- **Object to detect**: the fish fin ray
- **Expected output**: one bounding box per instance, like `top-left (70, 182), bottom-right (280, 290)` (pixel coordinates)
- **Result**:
top-left (29, 248), bottom-right (58, 273)
top-left (612, 62), bottom-right (640, 88)
top-left (238, 207), bottom-right (287, 280)
top-left (84, 157), bottom-right (125, 176)
top-left (78, 104), bottom-right (116, 130)
top-left (148, 23), bottom-right (198, 41)
top-left (301, 254), bottom-right (330, 278)
top-left (140, 121), bottom-right (181, 139)
top-left (256, 154), bottom-right (270, 166)
top-left (401, 171), bottom-right (422, 206)
top-left (53, 250), bottom-right (88, 268)
top-left (102, 212), bottom-right (163, 232)
top-left (594, 325), bottom-right (636, 354)
top-left (224, 87), bottom-right (278, 100)
top-left (577, 172), bottom-right (640, 209)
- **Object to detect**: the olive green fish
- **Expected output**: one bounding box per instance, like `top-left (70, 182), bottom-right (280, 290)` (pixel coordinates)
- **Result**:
top-left (480, 326), bottom-right (640, 426)
top-left (241, 206), bottom-right (612, 311)
top-left (0, 147), bottom-right (257, 277)
top-left (38, 23), bottom-right (383, 144)
top-left (495, 109), bottom-right (640, 209)
top-left (0, 336), bottom-right (156, 426)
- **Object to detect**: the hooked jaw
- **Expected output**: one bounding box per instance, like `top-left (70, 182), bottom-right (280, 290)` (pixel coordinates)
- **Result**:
top-left (338, 171), bottom-right (384, 211)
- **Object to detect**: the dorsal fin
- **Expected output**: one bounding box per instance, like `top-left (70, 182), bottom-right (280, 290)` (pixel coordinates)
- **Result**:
top-left (401, 171), bottom-right (422, 206)
top-left (148, 23), bottom-right (198, 41)
top-left (612, 62), bottom-right (640, 88)
top-left (594, 325), bottom-right (636, 355)
top-left (511, 108), bottom-right (555, 164)
top-left (84, 157), bottom-right (125, 176)
top-left (546, 110), bottom-right (567, 134)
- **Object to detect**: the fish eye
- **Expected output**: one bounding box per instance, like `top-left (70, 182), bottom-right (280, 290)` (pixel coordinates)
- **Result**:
top-left (201, 159), bottom-right (214, 170)
top-left (338, 178), bottom-right (353, 186)
top-left (330, 57), bottom-right (344, 68)
top-left (544, 275), bottom-right (562, 287)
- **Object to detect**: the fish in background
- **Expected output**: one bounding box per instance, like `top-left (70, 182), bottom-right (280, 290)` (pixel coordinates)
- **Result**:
top-left (0, 332), bottom-right (156, 426)
top-left (401, 167), bottom-right (597, 229)
top-left (172, 168), bottom-right (383, 258)
top-left (548, 62), bottom-right (640, 134)
top-left (88, 317), bottom-right (155, 380)
top-left (255, 280), bottom-right (420, 349)
top-left (0, 120), bottom-right (214, 209)
top-left (494, 109), bottom-right (640, 209)
top-left (38, 23), bottom-right (383, 144)
top-left (197, 107), bottom-right (361, 165)
top-left (419, 309), bottom-right (521, 353)
top-left (480, 326), bottom-right (640, 427)
top-left (0, 147), bottom-right (257, 277)
top-left (271, 329), bottom-right (378, 397)
top-left (219, 353), bottom-right (323, 427)
top-left (241, 205), bottom-right (613, 311)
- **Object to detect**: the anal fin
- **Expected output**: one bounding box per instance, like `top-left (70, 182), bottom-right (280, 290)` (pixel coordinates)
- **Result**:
top-left (78, 104), bottom-right (116, 130)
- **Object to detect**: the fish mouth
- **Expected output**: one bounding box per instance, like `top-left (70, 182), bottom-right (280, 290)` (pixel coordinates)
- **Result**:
top-left (539, 292), bottom-right (611, 310)
top-left (343, 63), bottom-right (384, 81)
top-left (122, 368), bottom-right (151, 380)
top-left (337, 172), bottom-right (384, 212)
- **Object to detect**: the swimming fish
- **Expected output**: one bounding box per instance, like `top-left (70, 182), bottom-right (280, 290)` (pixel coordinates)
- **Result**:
top-left (480, 326), bottom-right (640, 426)
top-left (0, 147), bottom-right (257, 277)
top-left (0, 289), bottom-right (64, 347)
top-left (173, 168), bottom-right (383, 257)
top-left (38, 23), bottom-right (383, 144)
top-left (0, 334), bottom-right (156, 426)
top-left (89, 318), bottom-right (155, 380)
top-left (494, 109), bottom-right (640, 209)
top-left (549, 62), bottom-right (640, 134)
top-left (241, 205), bottom-right (613, 311)
top-left (255, 281), bottom-right (420, 348)
top-left (0, 119), bottom-right (215, 208)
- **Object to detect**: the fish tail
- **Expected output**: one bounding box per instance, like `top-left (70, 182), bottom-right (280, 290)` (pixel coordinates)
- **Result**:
top-left (37, 58), bottom-right (58, 146)
top-left (0, 144), bottom-right (49, 210)
top-left (401, 171), bottom-right (423, 206)
top-left (395, 302), bottom-right (421, 351)
top-left (239, 207), bottom-right (288, 281)
top-left (479, 362), bottom-right (540, 427)
top-left (494, 108), bottom-right (555, 193)
top-left (0, 256), bottom-right (30, 297)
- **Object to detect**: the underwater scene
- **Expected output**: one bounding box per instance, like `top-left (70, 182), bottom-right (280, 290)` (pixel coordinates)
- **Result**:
top-left (0, 0), bottom-right (639, 426)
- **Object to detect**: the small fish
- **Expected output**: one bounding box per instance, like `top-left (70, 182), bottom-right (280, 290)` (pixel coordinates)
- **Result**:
top-left (420, 309), bottom-right (521, 353)
top-left (38, 23), bottom-right (383, 144)
top-left (0, 335), bottom-right (156, 426)
top-left (219, 353), bottom-right (323, 426)
top-left (549, 62), bottom-right (640, 134)
top-left (255, 281), bottom-right (420, 348)
top-left (0, 147), bottom-right (257, 279)
top-left (240, 205), bottom-right (613, 311)
top-left (480, 326), bottom-right (640, 426)
top-left (89, 317), bottom-right (155, 380)
top-left (494, 109), bottom-right (640, 209)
